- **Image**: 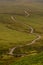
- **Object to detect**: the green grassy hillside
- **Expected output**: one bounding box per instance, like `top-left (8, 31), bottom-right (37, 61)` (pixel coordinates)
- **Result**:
top-left (10, 52), bottom-right (43, 65)
top-left (0, 2), bottom-right (43, 65)
top-left (0, 15), bottom-right (36, 55)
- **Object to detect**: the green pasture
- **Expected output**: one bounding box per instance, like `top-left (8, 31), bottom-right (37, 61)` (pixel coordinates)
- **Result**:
top-left (0, 14), bottom-right (36, 55)
top-left (0, 2), bottom-right (43, 65)
top-left (10, 52), bottom-right (43, 65)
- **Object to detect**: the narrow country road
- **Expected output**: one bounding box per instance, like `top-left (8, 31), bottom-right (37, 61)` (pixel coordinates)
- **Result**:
top-left (9, 11), bottom-right (41, 55)
top-left (8, 47), bottom-right (16, 55)
top-left (24, 10), bottom-right (30, 17)
top-left (11, 16), bottom-right (16, 22)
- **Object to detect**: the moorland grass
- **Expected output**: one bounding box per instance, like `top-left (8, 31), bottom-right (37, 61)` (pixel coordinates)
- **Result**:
top-left (10, 52), bottom-right (43, 65)
top-left (0, 22), bottom-right (36, 55)
top-left (0, 2), bottom-right (43, 65)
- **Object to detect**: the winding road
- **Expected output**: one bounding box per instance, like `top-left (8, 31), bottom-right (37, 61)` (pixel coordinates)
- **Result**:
top-left (8, 11), bottom-right (41, 55)
top-left (24, 10), bottom-right (30, 17)
top-left (11, 16), bottom-right (16, 22)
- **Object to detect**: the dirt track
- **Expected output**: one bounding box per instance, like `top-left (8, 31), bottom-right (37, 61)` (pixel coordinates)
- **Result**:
top-left (8, 12), bottom-right (41, 55)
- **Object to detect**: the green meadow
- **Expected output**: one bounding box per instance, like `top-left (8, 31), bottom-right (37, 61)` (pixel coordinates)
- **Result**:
top-left (0, 2), bottom-right (43, 65)
top-left (10, 52), bottom-right (43, 65)
top-left (0, 15), bottom-right (36, 56)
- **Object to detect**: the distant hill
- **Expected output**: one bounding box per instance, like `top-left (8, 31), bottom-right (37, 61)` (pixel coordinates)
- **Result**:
top-left (0, 0), bottom-right (43, 2)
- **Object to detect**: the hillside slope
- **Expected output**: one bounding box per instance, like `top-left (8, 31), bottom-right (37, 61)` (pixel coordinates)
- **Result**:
top-left (0, 0), bottom-right (43, 3)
